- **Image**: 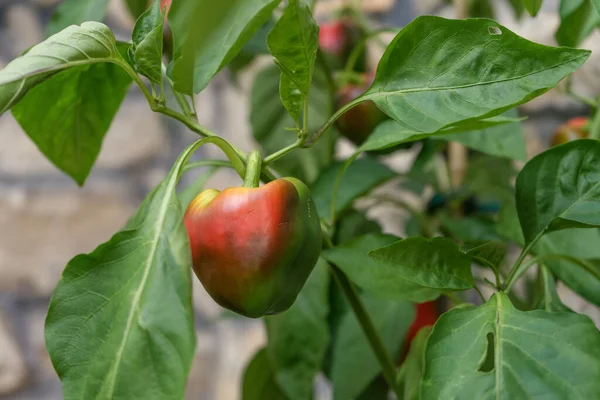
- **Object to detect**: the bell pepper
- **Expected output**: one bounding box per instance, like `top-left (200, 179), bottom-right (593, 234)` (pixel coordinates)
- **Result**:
top-left (184, 151), bottom-right (322, 318)
top-left (336, 73), bottom-right (387, 146)
top-left (551, 116), bottom-right (589, 146)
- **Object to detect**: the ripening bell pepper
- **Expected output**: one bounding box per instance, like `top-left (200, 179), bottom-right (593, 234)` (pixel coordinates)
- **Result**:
top-left (551, 116), bottom-right (589, 146)
top-left (184, 151), bottom-right (322, 318)
top-left (336, 73), bottom-right (387, 146)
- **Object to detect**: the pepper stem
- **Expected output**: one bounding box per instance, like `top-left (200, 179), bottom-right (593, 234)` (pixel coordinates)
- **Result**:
top-left (243, 150), bottom-right (263, 188)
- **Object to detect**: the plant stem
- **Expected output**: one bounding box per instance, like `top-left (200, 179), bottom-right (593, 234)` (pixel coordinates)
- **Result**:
top-left (243, 150), bottom-right (262, 188)
top-left (473, 285), bottom-right (486, 303)
top-left (263, 139), bottom-right (303, 164)
top-left (322, 236), bottom-right (402, 398)
top-left (305, 96), bottom-right (365, 147)
top-left (330, 265), bottom-right (402, 398)
top-left (343, 28), bottom-right (399, 76)
top-left (503, 240), bottom-right (535, 291)
top-left (182, 159), bottom-right (233, 173)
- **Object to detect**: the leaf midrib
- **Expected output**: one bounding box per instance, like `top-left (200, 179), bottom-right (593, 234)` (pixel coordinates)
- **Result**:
top-left (102, 175), bottom-right (178, 397)
top-left (364, 52), bottom-right (588, 98)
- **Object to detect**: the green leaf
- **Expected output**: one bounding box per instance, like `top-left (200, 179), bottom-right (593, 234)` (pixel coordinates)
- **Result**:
top-left (265, 259), bottom-right (330, 400)
top-left (0, 22), bottom-right (132, 185)
top-left (311, 158), bottom-right (395, 220)
top-left (242, 348), bottom-right (287, 400)
top-left (12, 64), bottom-right (131, 185)
top-left (0, 22), bottom-right (126, 115)
top-left (422, 292), bottom-right (600, 399)
top-left (131, 0), bottom-right (165, 84)
top-left (441, 110), bottom-right (527, 161)
top-left (397, 326), bottom-right (431, 400)
top-left (556, 0), bottom-right (600, 48)
top-left (362, 16), bottom-right (589, 136)
top-left (465, 241), bottom-right (508, 269)
top-left (594, 0), bottom-right (600, 15)
top-left (464, 155), bottom-right (516, 202)
top-left (46, 0), bottom-right (111, 36)
top-left (359, 116), bottom-right (520, 153)
top-left (536, 228), bottom-right (600, 306)
top-left (524, 0), bottom-right (543, 16)
top-left (441, 215), bottom-right (504, 243)
top-left (515, 139), bottom-right (600, 244)
top-left (322, 234), bottom-right (440, 303)
top-left (537, 266), bottom-right (572, 312)
top-left (168, 0), bottom-right (279, 94)
top-left (251, 65), bottom-right (335, 184)
top-left (45, 139), bottom-right (203, 399)
top-left (334, 210), bottom-right (382, 245)
top-left (369, 237), bottom-right (474, 290)
top-left (330, 295), bottom-right (414, 400)
top-left (125, 0), bottom-right (150, 19)
top-left (267, 0), bottom-right (318, 122)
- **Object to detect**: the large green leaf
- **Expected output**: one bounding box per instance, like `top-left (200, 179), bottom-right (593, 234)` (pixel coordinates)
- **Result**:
top-left (524, 0), bottom-right (543, 16)
top-left (537, 228), bottom-right (600, 307)
top-left (369, 237), bottom-right (474, 290)
top-left (46, 0), bottom-right (111, 36)
top-left (45, 139), bottom-right (204, 399)
top-left (12, 64), bottom-right (131, 186)
top-left (0, 22), bottom-right (132, 185)
top-left (422, 292), bottom-right (600, 399)
top-left (131, 0), bottom-right (165, 84)
top-left (267, 0), bottom-right (318, 123)
top-left (251, 65), bottom-right (335, 184)
top-left (265, 259), bottom-right (330, 400)
top-left (515, 140), bottom-right (600, 244)
top-left (0, 22), bottom-right (126, 115)
top-left (310, 158), bottom-right (395, 221)
top-left (556, 0), bottom-right (600, 48)
top-left (322, 234), bottom-right (440, 303)
top-left (441, 110), bottom-right (527, 161)
top-left (242, 348), bottom-right (287, 400)
top-left (330, 295), bottom-right (414, 400)
top-left (359, 116), bottom-right (520, 153)
top-left (168, 0), bottom-right (279, 93)
top-left (361, 16), bottom-right (589, 135)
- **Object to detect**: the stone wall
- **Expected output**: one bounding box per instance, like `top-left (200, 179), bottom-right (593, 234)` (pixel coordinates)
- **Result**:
top-left (0, 0), bottom-right (599, 399)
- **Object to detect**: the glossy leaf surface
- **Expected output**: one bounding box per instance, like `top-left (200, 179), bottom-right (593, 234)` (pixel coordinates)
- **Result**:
top-left (322, 234), bottom-right (440, 303)
top-left (363, 17), bottom-right (589, 135)
top-left (422, 292), bottom-right (600, 399)
top-left (369, 237), bottom-right (474, 290)
top-left (45, 140), bottom-right (202, 399)
top-left (515, 140), bottom-right (600, 244)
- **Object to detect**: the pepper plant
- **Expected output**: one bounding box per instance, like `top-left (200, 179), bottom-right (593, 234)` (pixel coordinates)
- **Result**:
top-left (1, 0), bottom-right (600, 399)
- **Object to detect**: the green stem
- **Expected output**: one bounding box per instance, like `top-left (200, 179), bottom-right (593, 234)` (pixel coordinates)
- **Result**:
top-left (305, 96), bottom-right (365, 147)
top-left (182, 159), bottom-right (233, 173)
top-left (330, 265), bottom-right (403, 398)
top-left (263, 139), bottom-right (302, 164)
top-left (473, 285), bottom-right (486, 303)
top-left (322, 236), bottom-right (402, 398)
top-left (243, 150), bottom-right (263, 188)
top-left (503, 239), bottom-right (537, 291)
top-left (343, 28), bottom-right (399, 76)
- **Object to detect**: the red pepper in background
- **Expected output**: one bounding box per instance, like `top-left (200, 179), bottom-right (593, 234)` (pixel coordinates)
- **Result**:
top-left (336, 73), bottom-right (387, 146)
top-left (400, 301), bottom-right (441, 362)
top-left (551, 116), bottom-right (589, 146)
top-left (184, 152), bottom-right (322, 318)
top-left (319, 17), bottom-right (367, 71)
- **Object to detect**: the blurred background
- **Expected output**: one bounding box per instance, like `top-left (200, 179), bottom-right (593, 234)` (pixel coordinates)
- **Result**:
top-left (1, 0), bottom-right (600, 399)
